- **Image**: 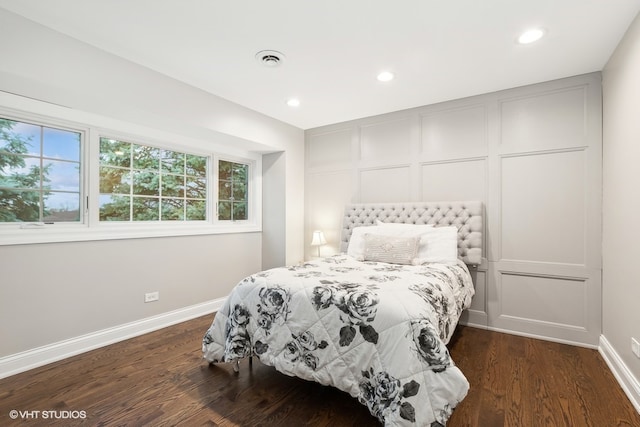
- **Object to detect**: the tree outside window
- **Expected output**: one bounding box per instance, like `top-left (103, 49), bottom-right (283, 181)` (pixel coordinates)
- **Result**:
top-left (1, 109), bottom-right (259, 244)
top-left (218, 160), bottom-right (248, 221)
top-left (99, 137), bottom-right (207, 222)
top-left (0, 118), bottom-right (81, 223)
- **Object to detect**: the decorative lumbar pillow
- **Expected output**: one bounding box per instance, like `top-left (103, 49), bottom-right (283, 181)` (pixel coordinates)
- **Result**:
top-left (362, 233), bottom-right (419, 265)
top-left (347, 223), bottom-right (435, 260)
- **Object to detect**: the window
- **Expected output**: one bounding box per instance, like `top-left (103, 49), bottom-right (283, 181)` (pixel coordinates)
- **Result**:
top-left (0, 117), bottom-right (82, 223)
top-left (99, 137), bottom-right (208, 222)
top-left (0, 96), bottom-right (261, 245)
top-left (218, 160), bottom-right (248, 221)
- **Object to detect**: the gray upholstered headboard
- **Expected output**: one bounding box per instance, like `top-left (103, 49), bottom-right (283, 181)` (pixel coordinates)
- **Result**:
top-left (340, 201), bottom-right (483, 265)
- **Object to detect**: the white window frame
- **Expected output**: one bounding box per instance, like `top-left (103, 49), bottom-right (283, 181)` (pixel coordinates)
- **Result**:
top-left (0, 108), bottom-right (90, 228)
top-left (215, 156), bottom-right (255, 223)
top-left (92, 132), bottom-right (212, 224)
top-left (0, 96), bottom-right (262, 246)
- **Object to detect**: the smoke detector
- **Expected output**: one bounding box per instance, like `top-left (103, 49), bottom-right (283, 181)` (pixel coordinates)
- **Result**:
top-left (255, 50), bottom-right (285, 67)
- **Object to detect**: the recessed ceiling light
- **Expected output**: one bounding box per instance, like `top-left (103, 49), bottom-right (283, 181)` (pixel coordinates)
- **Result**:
top-left (287, 98), bottom-right (300, 107)
top-left (377, 71), bottom-right (394, 82)
top-left (517, 28), bottom-right (545, 44)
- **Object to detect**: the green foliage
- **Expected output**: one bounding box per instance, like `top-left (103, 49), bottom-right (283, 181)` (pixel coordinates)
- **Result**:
top-left (218, 160), bottom-right (248, 221)
top-left (0, 120), bottom-right (30, 162)
top-left (186, 154), bottom-right (206, 177)
top-left (132, 197), bottom-right (159, 221)
top-left (0, 119), bottom-right (52, 222)
top-left (186, 199), bottom-right (206, 220)
top-left (133, 144), bottom-right (160, 170)
top-left (100, 138), bottom-right (131, 167)
top-left (161, 150), bottom-right (185, 174)
top-left (99, 195), bottom-right (130, 221)
top-left (2, 128), bottom-right (212, 223)
top-left (99, 137), bottom-right (208, 221)
top-left (100, 166), bottom-right (131, 194)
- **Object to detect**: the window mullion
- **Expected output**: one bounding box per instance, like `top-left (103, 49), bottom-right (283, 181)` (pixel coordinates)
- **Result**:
top-left (38, 126), bottom-right (44, 221)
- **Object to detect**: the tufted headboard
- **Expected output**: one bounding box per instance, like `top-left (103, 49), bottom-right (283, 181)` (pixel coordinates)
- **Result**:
top-left (340, 201), bottom-right (483, 265)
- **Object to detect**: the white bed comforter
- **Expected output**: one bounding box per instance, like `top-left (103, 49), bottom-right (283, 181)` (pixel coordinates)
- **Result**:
top-left (203, 255), bottom-right (475, 426)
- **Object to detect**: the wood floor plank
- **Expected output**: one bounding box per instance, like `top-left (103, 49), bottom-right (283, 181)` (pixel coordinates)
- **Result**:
top-left (1, 315), bottom-right (638, 426)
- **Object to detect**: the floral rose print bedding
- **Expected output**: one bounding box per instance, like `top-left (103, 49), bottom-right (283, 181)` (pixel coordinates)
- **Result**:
top-left (203, 255), bottom-right (475, 426)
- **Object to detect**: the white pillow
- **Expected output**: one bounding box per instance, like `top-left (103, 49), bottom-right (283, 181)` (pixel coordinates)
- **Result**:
top-left (362, 234), bottom-right (419, 265)
top-left (412, 226), bottom-right (458, 265)
top-left (347, 225), bottom-right (384, 260)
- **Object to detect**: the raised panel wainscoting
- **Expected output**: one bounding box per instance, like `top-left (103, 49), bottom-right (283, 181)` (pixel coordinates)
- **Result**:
top-left (304, 73), bottom-right (602, 349)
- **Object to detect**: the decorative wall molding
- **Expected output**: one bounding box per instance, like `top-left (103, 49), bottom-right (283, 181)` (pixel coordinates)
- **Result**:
top-left (305, 72), bottom-right (603, 338)
top-left (0, 298), bottom-right (225, 380)
top-left (419, 103), bottom-right (488, 160)
top-left (498, 84), bottom-right (589, 153)
top-left (358, 116), bottom-right (413, 161)
top-left (358, 165), bottom-right (412, 203)
top-left (498, 145), bottom-right (588, 159)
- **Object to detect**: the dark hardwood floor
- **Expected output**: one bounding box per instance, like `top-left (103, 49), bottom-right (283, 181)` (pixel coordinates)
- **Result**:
top-left (1, 315), bottom-right (638, 426)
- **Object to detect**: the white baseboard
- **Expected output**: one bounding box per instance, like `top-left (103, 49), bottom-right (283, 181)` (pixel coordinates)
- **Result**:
top-left (0, 298), bottom-right (225, 380)
top-left (459, 309), bottom-right (488, 328)
top-left (599, 335), bottom-right (640, 414)
top-left (482, 325), bottom-right (599, 349)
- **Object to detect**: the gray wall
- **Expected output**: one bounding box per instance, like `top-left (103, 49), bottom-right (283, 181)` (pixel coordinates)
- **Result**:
top-left (603, 12), bottom-right (640, 392)
top-left (0, 234), bottom-right (261, 357)
top-left (305, 73), bottom-right (603, 347)
top-left (262, 151), bottom-right (287, 269)
top-left (0, 9), bottom-right (303, 359)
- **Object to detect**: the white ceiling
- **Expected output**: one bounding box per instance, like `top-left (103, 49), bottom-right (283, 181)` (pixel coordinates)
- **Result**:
top-left (1, 0), bottom-right (639, 130)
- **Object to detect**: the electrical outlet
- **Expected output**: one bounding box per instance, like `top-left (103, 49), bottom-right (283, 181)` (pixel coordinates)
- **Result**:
top-left (632, 338), bottom-right (640, 358)
top-left (144, 291), bottom-right (159, 303)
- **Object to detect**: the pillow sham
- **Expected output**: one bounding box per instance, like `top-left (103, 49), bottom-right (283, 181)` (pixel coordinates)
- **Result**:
top-left (362, 233), bottom-right (419, 265)
top-left (412, 226), bottom-right (458, 265)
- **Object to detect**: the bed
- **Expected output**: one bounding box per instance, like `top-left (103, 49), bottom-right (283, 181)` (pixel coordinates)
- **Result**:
top-left (203, 201), bottom-right (482, 426)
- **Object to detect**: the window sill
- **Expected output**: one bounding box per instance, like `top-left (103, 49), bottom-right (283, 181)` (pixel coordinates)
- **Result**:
top-left (0, 222), bottom-right (261, 246)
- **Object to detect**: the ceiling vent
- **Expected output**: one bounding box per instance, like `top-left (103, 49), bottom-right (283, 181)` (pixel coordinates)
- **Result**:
top-left (255, 50), bottom-right (285, 67)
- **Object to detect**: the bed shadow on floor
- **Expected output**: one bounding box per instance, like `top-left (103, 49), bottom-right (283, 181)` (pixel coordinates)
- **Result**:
top-left (184, 357), bottom-right (379, 426)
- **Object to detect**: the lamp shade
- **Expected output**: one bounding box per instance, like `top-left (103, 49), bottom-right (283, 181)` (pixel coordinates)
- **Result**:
top-left (311, 230), bottom-right (327, 246)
